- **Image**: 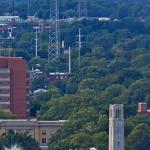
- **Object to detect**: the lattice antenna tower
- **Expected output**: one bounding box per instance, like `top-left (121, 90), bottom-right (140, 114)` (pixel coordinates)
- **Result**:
top-left (78, 0), bottom-right (87, 18)
top-left (48, 0), bottom-right (60, 63)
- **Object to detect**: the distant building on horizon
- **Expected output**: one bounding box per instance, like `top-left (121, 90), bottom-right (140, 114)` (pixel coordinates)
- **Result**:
top-left (0, 57), bottom-right (29, 118)
top-left (109, 104), bottom-right (124, 150)
top-left (29, 68), bottom-right (44, 81)
top-left (48, 72), bottom-right (68, 83)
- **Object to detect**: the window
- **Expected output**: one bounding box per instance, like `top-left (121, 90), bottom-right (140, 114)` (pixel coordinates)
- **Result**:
top-left (42, 130), bottom-right (46, 135)
top-left (116, 110), bottom-right (118, 118)
top-left (42, 138), bottom-right (46, 144)
top-left (116, 108), bottom-right (121, 118)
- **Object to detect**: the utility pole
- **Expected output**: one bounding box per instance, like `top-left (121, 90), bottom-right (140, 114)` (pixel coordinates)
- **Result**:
top-left (48, 0), bottom-right (60, 63)
top-left (33, 26), bottom-right (40, 58)
top-left (78, 1), bottom-right (81, 18)
top-left (0, 29), bottom-right (3, 57)
top-left (0, 27), bottom-right (14, 57)
top-left (28, 0), bottom-right (30, 17)
top-left (76, 28), bottom-right (86, 68)
top-left (12, 0), bottom-right (15, 16)
top-left (78, 28), bottom-right (81, 67)
top-left (8, 28), bottom-right (13, 57)
top-left (68, 46), bottom-right (71, 74)
top-left (0, 42), bottom-right (1, 57)
top-left (78, 0), bottom-right (87, 19)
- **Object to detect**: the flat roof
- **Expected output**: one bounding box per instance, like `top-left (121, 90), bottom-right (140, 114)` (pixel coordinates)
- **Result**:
top-left (0, 57), bottom-right (25, 61)
top-left (0, 119), bottom-right (66, 122)
top-left (0, 119), bottom-right (67, 127)
top-left (0, 57), bottom-right (23, 59)
top-left (0, 16), bottom-right (19, 18)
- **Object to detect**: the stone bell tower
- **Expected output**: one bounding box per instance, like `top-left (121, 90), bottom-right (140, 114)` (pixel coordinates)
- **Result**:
top-left (109, 104), bottom-right (124, 150)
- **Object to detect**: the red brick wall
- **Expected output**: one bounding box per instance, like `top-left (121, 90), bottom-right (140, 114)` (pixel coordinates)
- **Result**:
top-left (0, 57), bottom-right (28, 118)
top-left (138, 103), bottom-right (147, 113)
top-left (0, 58), bottom-right (8, 67)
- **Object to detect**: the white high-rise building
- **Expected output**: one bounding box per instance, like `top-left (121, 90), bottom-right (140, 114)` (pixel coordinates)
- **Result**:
top-left (109, 104), bottom-right (124, 150)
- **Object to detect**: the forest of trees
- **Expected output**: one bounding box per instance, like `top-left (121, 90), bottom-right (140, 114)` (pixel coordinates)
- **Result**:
top-left (0, 0), bottom-right (150, 150)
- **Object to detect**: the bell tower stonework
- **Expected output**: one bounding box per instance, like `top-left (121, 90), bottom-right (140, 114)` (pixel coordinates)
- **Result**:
top-left (109, 104), bottom-right (124, 150)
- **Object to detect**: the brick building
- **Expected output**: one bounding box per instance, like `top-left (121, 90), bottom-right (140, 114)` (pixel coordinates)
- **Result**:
top-left (0, 57), bottom-right (28, 118)
top-left (138, 102), bottom-right (150, 115)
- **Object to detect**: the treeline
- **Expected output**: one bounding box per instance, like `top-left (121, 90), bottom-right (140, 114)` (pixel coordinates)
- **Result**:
top-left (1, 0), bottom-right (150, 19)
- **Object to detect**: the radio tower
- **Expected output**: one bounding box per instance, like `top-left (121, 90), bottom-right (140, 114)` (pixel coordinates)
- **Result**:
top-left (48, 0), bottom-right (60, 63)
top-left (78, 0), bottom-right (87, 18)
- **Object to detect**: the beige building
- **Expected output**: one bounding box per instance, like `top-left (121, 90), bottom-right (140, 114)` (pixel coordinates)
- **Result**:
top-left (109, 104), bottom-right (124, 150)
top-left (0, 119), bottom-right (66, 150)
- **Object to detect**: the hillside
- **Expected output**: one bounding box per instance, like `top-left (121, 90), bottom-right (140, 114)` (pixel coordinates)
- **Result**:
top-left (37, 18), bottom-right (150, 149)
top-left (36, 1), bottom-right (150, 150)
top-left (0, 0), bottom-right (150, 150)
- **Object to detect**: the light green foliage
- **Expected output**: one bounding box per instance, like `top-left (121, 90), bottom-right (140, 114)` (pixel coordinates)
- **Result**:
top-left (0, 109), bottom-right (16, 119)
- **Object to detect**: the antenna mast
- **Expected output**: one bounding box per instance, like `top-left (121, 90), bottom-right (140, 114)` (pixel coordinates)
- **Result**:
top-left (78, 28), bottom-right (81, 67)
top-left (48, 0), bottom-right (60, 63)
top-left (68, 46), bottom-right (71, 74)
top-left (76, 28), bottom-right (86, 68)
top-left (32, 26), bottom-right (40, 58)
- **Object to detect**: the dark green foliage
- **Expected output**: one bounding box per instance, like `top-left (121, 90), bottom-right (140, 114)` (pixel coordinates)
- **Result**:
top-left (31, 77), bottom-right (49, 92)
top-left (0, 130), bottom-right (40, 150)
top-left (126, 124), bottom-right (150, 150)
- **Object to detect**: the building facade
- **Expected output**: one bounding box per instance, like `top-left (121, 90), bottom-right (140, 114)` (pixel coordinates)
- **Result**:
top-left (0, 57), bottom-right (28, 118)
top-left (49, 72), bottom-right (68, 83)
top-left (109, 104), bottom-right (124, 150)
top-left (0, 119), bottom-right (66, 149)
top-left (138, 102), bottom-right (150, 115)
